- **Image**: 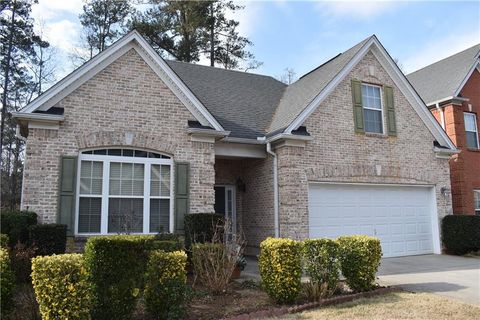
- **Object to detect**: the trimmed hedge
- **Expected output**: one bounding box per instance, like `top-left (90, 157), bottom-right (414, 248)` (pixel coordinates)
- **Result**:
top-left (153, 232), bottom-right (185, 249)
top-left (337, 235), bottom-right (382, 292)
top-left (442, 215), bottom-right (480, 255)
top-left (259, 238), bottom-right (302, 304)
top-left (30, 224), bottom-right (67, 256)
top-left (184, 213), bottom-right (224, 250)
top-left (0, 210), bottom-right (37, 246)
top-left (0, 247), bottom-right (14, 318)
top-left (84, 235), bottom-right (153, 320)
top-left (144, 250), bottom-right (188, 320)
top-left (302, 239), bottom-right (341, 293)
top-left (31, 254), bottom-right (91, 320)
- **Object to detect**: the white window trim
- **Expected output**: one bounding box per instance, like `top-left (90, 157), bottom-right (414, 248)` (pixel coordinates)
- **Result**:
top-left (75, 150), bottom-right (174, 236)
top-left (464, 112), bottom-right (479, 149)
top-left (361, 83), bottom-right (385, 134)
top-left (474, 190), bottom-right (480, 215)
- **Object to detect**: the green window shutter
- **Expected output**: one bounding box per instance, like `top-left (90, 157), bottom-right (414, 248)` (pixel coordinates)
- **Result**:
top-left (174, 162), bottom-right (190, 234)
top-left (58, 156), bottom-right (77, 236)
top-left (351, 79), bottom-right (365, 133)
top-left (384, 86), bottom-right (397, 136)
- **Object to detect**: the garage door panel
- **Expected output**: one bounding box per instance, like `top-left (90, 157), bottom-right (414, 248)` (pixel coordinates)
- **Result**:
top-left (308, 184), bottom-right (435, 257)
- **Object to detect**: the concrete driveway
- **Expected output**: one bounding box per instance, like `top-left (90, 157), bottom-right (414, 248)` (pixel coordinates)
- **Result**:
top-left (378, 254), bottom-right (480, 305)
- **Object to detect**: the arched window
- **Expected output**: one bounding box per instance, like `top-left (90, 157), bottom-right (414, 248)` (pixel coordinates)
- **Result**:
top-left (77, 148), bottom-right (173, 235)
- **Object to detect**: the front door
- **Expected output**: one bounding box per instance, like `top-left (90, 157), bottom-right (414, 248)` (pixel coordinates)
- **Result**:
top-left (214, 185), bottom-right (236, 240)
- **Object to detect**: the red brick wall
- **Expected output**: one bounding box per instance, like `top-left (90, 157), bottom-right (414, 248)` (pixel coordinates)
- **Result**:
top-left (437, 70), bottom-right (480, 215)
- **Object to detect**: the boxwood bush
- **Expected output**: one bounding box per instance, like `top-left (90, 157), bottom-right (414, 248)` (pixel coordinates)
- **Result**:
top-left (442, 215), bottom-right (480, 255)
top-left (144, 250), bottom-right (188, 320)
top-left (29, 224), bottom-right (67, 256)
top-left (0, 210), bottom-right (37, 246)
top-left (302, 239), bottom-right (341, 293)
top-left (0, 234), bottom-right (9, 248)
top-left (184, 213), bottom-right (224, 250)
top-left (259, 238), bottom-right (302, 304)
top-left (84, 235), bottom-right (153, 320)
top-left (337, 235), bottom-right (382, 292)
top-left (31, 254), bottom-right (91, 320)
top-left (0, 247), bottom-right (14, 318)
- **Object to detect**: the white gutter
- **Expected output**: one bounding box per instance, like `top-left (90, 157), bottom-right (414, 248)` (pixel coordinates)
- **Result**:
top-left (266, 142), bottom-right (279, 238)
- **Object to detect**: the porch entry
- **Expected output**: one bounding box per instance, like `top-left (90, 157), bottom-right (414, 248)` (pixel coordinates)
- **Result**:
top-left (214, 185), bottom-right (236, 239)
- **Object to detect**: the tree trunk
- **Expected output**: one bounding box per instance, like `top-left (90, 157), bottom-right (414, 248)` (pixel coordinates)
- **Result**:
top-left (210, 3), bottom-right (215, 66)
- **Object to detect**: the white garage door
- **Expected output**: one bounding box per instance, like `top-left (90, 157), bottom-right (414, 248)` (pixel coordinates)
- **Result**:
top-left (308, 184), bottom-right (437, 257)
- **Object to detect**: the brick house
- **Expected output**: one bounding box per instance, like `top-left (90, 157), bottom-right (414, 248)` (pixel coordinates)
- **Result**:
top-left (407, 45), bottom-right (480, 216)
top-left (14, 31), bottom-right (457, 257)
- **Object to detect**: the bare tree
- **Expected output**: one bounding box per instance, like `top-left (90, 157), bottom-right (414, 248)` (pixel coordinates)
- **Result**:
top-left (279, 67), bottom-right (296, 84)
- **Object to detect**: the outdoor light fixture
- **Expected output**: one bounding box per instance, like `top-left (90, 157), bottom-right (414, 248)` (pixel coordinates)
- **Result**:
top-left (440, 186), bottom-right (451, 200)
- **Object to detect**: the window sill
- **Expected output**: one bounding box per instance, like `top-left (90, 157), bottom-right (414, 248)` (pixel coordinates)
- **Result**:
top-left (364, 132), bottom-right (390, 139)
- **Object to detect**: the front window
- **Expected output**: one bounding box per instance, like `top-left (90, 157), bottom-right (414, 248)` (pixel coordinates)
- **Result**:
top-left (77, 149), bottom-right (173, 235)
top-left (464, 113), bottom-right (479, 149)
top-left (361, 84), bottom-right (383, 134)
top-left (475, 190), bottom-right (480, 216)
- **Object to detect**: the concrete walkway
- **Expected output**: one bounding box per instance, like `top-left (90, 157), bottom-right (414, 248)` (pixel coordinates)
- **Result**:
top-left (378, 254), bottom-right (480, 305)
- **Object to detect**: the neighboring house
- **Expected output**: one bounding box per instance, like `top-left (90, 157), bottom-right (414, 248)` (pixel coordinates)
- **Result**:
top-left (14, 31), bottom-right (457, 257)
top-left (407, 45), bottom-right (480, 216)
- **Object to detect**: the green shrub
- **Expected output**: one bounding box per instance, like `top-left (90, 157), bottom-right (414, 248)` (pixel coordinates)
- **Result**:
top-left (1, 247), bottom-right (15, 318)
top-left (31, 254), bottom-right (91, 320)
top-left (154, 232), bottom-right (185, 249)
top-left (144, 250), bottom-right (188, 320)
top-left (337, 235), bottom-right (382, 292)
top-left (0, 210), bottom-right (37, 246)
top-left (258, 238), bottom-right (302, 304)
top-left (84, 235), bottom-right (153, 320)
top-left (442, 215), bottom-right (480, 255)
top-left (11, 242), bottom-right (37, 283)
top-left (302, 239), bottom-right (340, 294)
top-left (0, 234), bottom-right (9, 248)
top-left (149, 240), bottom-right (181, 252)
top-left (29, 224), bottom-right (67, 256)
top-left (191, 242), bottom-right (239, 294)
top-left (184, 213), bottom-right (224, 250)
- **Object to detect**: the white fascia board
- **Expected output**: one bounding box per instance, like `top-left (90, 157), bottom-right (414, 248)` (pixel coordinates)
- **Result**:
top-left (215, 142), bottom-right (266, 158)
top-left (284, 37), bottom-right (376, 134)
top-left (454, 59), bottom-right (480, 97)
top-left (369, 42), bottom-right (457, 150)
top-left (18, 31), bottom-right (225, 132)
top-left (266, 133), bottom-right (313, 143)
top-left (186, 128), bottom-right (230, 137)
top-left (426, 96), bottom-right (469, 107)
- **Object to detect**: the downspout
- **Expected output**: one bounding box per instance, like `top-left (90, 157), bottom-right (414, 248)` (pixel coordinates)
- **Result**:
top-left (266, 142), bottom-right (279, 237)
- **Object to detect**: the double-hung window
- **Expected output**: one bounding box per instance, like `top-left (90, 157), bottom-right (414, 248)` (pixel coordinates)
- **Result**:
top-left (464, 113), bottom-right (479, 149)
top-left (77, 149), bottom-right (173, 235)
top-left (475, 190), bottom-right (480, 216)
top-left (361, 84), bottom-right (383, 134)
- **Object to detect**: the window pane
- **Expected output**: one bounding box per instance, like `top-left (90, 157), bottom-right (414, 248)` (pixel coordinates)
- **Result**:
top-left (150, 165), bottom-right (160, 197)
top-left (80, 161), bottom-right (103, 195)
top-left (78, 197), bottom-right (101, 233)
top-left (108, 198), bottom-right (143, 233)
top-left (150, 199), bottom-right (170, 233)
top-left (466, 132), bottom-right (479, 149)
top-left (362, 84), bottom-right (382, 110)
top-left (364, 109), bottom-right (383, 133)
top-left (160, 166), bottom-right (171, 196)
top-left (474, 191), bottom-right (480, 210)
top-left (110, 162), bottom-right (144, 196)
top-left (464, 113), bottom-right (477, 132)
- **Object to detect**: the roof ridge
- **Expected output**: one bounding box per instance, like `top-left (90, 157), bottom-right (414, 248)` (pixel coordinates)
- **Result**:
top-left (407, 43), bottom-right (480, 76)
top-left (165, 59), bottom-right (286, 84)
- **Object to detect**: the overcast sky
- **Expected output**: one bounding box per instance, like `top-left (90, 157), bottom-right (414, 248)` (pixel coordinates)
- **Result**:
top-left (32, 0), bottom-right (480, 81)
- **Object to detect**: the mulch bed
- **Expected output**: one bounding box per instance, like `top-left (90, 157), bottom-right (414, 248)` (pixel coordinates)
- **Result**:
top-left (222, 286), bottom-right (402, 320)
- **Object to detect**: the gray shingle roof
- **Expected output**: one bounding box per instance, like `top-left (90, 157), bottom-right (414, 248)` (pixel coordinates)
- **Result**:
top-left (268, 36), bottom-right (373, 132)
top-left (407, 44), bottom-right (480, 105)
top-left (165, 36), bottom-right (374, 138)
top-left (165, 60), bottom-right (287, 139)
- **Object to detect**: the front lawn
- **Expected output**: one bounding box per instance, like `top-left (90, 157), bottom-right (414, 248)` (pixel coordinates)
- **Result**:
top-left (270, 292), bottom-right (480, 320)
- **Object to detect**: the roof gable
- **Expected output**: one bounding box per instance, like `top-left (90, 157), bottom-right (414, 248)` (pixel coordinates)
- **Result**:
top-left (406, 44), bottom-right (480, 105)
top-left (19, 31), bottom-right (225, 132)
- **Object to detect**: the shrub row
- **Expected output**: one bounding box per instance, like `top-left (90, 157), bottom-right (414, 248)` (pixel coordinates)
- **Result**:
top-left (259, 235), bottom-right (382, 304)
top-left (31, 235), bottom-right (187, 320)
top-left (442, 215), bottom-right (480, 255)
top-left (184, 213), bottom-right (224, 251)
top-left (30, 224), bottom-right (67, 256)
top-left (0, 210), bottom-right (37, 246)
